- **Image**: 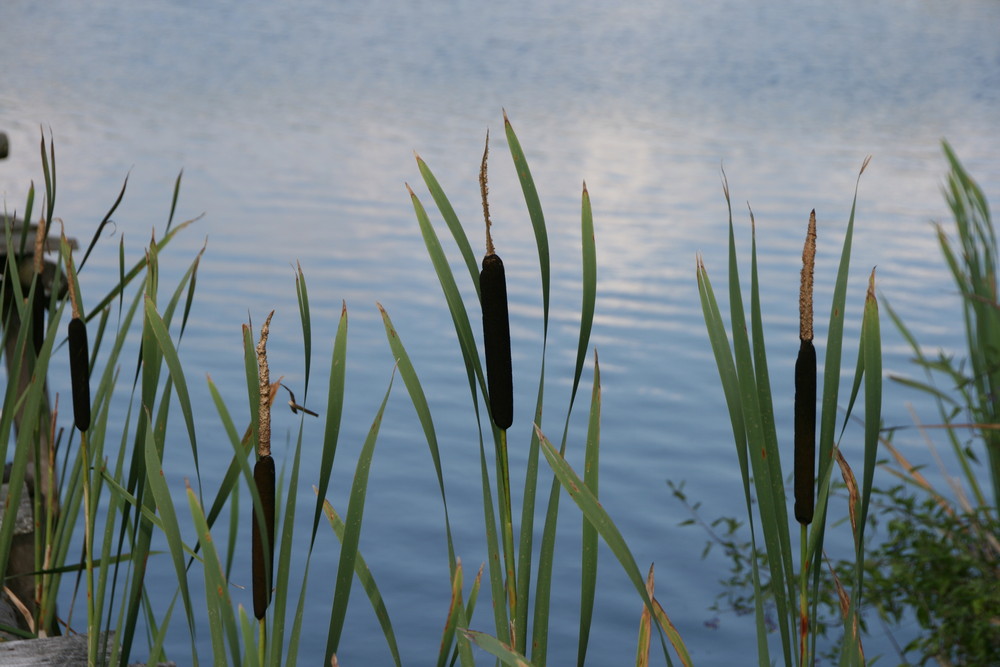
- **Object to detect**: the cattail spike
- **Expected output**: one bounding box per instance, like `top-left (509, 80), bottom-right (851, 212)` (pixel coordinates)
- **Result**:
top-left (252, 454), bottom-right (276, 620)
top-left (794, 338), bottom-right (816, 524)
top-left (68, 317), bottom-right (91, 431)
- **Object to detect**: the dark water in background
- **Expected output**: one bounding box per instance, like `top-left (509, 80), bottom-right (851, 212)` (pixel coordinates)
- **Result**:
top-left (2, 1), bottom-right (999, 663)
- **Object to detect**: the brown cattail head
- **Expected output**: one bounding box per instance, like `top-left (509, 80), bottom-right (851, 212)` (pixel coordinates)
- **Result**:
top-left (68, 316), bottom-right (91, 432)
top-left (799, 210), bottom-right (817, 342)
top-left (252, 454), bottom-right (276, 620)
top-left (794, 338), bottom-right (817, 524)
top-left (481, 253), bottom-right (513, 430)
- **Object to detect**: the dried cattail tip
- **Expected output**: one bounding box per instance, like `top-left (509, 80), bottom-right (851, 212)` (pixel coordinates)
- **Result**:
top-left (252, 454), bottom-right (276, 620)
top-left (799, 210), bottom-right (817, 342)
top-left (68, 317), bottom-right (91, 432)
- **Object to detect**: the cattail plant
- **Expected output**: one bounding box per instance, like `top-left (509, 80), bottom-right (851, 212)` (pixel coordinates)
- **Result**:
top-left (794, 210), bottom-right (817, 526)
top-left (63, 232), bottom-right (90, 433)
top-left (479, 132), bottom-right (513, 431)
top-left (252, 311), bottom-right (276, 624)
top-left (478, 130), bottom-right (519, 642)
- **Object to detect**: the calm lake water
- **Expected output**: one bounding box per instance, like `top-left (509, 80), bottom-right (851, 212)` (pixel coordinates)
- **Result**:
top-left (2, 1), bottom-right (999, 664)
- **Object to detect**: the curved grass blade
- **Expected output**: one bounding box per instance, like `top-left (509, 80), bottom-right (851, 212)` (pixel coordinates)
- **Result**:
top-left (143, 295), bottom-right (201, 492)
top-left (325, 371), bottom-right (395, 663)
top-left (311, 301), bottom-right (348, 549)
top-left (407, 184), bottom-right (487, 400)
top-left (636, 565), bottom-right (654, 667)
top-left (416, 155), bottom-right (481, 298)
top-left (438, 558), bottom-right (476, 667)
top-left (143, 417), bottom-right (198, 662)
top-left (167, 169), bottom-right (183, 233)
top-left (79, 172), bottom-right (128, 272)
top-left (294, 262), bottom-right (312, 403)
top-left (724, 203), bottom-right (793, 663)
top-left (187, 481), bottom-right (239, 666)
top-left (267, 428), bottom-right (304, 666)
top-left (539, 431), bottom-right (678, 666)
top-left (318, 493), bottom-right (402, 667)
top-left (84, 216), bottom-right (200, 322)
top-left (503, 111), bottom-right (549, 335)
top-left (462, 630), bottom-right (533, 667)
top-left (577, 350), bottom-right (601, 667)
top-left (378, 303), bottom-right (456, 569)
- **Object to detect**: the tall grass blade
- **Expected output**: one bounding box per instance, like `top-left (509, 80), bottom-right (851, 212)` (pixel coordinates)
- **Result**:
top-left (539, 431), bottom-right (679, 665)
top-left (577, 350), bottom-right (601, 667)
top-left (378, 303), bottom-right (457, 569)
top-left (317, 494), bottom-right (402, 667)
top-left (187, 482), bottom-right (240, 666)
top-left (143, 416), bottom-right (199, 664)
top-left (462, 630), bottom-right (533, 667)
top-left (311, 301), bottom-right (348, 549)
top-left (416, 155), bottom-right (481, 297)
top-left (294, 262), bottom-right (312, 402)
top-left (325, 371), bottom-right (394, 663)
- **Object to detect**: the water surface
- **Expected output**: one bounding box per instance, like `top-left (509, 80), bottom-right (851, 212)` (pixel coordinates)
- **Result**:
top-left (2, 1), bottom-right (999, 663)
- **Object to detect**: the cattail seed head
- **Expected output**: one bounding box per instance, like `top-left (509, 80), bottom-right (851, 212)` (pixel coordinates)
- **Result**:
top-left (794, 338), bottom-right (817, 524)
top-left (68, 317), bottom-right (90, 432)
top-left (481, 252), bottom-right (513, 430)
top-left (252, 454), bottom-right (276, 620)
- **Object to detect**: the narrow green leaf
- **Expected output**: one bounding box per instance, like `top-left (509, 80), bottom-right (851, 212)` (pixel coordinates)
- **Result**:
top-left (462, 630), bottom-right (534, 667)
top-left (143, 416), bottom-right (198, 660)
top-left (378, 303), bottom-right (456, 570)
top-left (325, 371), bottom-right (394, 662)
top-left (295, 262), bottom-right (312, 402)
top-left (187, 483), bottom-right (236, 667)
top-left (577, 351), bottom-right (601, 667)
top-left (416, 155), bottom-right (481, 298)
top-left (319, 494), bottom-right (402, 667)
top-left (311, 301), bottom-right (348, 549)
top-left (539, 432), bottom-right (676, 665)
top-left (143, 295), bottom-right (201, 490)
top-left (504, 111), bottom-right (550, 335)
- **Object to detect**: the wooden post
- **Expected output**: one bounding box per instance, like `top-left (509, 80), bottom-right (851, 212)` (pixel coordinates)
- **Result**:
top-left (0, 216), bottom-right (76, 633)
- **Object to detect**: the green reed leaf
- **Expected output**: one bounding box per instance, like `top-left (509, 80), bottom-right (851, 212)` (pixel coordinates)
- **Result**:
top-left (325, 371), bottom-right (394, 662)
top-left (378, 303), bottom-right (457, 570)
top-left (311, 301), bottom-right (348, 549)
top-left (143, 416), bottom-right (198, 660)
top-left (319, 494), bottom-right (402, 667)
top-left (539, 431), bottom-right (674, 665)
top-left (416, 155), bottom-right (480, 299)
top-left (578, 351), bottom-right (601, 667)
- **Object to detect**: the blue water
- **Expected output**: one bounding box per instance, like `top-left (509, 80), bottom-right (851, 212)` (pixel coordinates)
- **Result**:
top-left (2, 1), bottom-right (999, 664)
